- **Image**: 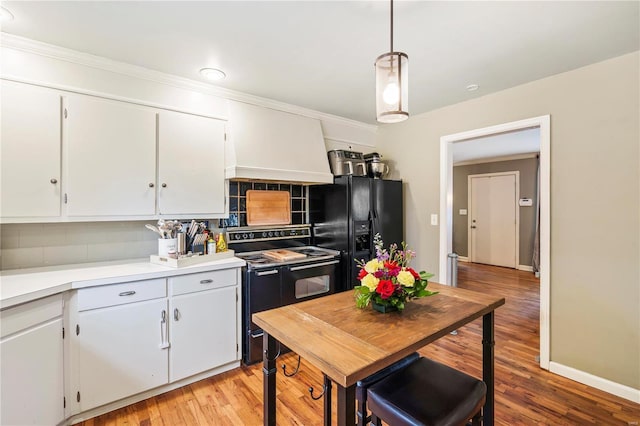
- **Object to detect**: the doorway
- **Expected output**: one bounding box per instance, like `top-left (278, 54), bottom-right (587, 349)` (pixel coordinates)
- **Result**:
top-left (469, 171), bottom-right (519, 268)
top-left (439, 115), bottom-right (550, 370)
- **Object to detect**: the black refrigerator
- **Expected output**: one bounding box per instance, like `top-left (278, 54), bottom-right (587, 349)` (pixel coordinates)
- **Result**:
top-left (309, 176), bottom-right (403, 292)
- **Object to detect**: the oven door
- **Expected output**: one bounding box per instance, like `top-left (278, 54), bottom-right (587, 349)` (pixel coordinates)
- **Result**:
top-left (281, 259), bottom-right (339, 305)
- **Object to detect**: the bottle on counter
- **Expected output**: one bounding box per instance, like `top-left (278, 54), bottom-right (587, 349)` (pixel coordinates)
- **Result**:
top-left (207, 235), bottom-right (216, 255)
top-left (216, 233), bottom-right (227, 252)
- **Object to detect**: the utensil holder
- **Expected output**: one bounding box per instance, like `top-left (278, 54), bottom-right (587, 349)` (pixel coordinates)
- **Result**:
top-left (158, 238), bottom-right (178, 257)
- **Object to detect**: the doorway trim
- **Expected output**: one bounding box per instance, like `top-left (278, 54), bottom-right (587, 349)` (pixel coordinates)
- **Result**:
top-left (468, 171), bottom-right (520, 268)
top-left (439, 115), bottom-right (550, 369)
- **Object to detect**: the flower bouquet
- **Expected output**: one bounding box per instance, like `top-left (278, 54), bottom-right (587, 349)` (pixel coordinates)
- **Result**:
top-left (354, 235), bottom-right (437, 312)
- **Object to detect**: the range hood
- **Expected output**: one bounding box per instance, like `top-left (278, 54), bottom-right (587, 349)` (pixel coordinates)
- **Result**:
top-left (225, 101), bottom-right (334, 184)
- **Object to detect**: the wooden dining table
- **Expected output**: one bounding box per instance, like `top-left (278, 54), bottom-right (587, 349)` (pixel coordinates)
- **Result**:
top-left (252, 282), bottom-right (505, 426)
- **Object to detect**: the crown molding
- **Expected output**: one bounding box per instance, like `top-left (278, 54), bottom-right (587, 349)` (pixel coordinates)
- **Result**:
top-left (0, 32), bottom-right (377, 132)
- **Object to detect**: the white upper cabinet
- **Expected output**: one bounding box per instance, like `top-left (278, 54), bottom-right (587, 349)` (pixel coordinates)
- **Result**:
top-left (65, 94), bottom-right (157, 217)
top-left (158, 111), bottom-right (226, 216)
top-left (1, 80), bottom-right (227, 221)
top-left (1, 80), bottom-right (62, 218)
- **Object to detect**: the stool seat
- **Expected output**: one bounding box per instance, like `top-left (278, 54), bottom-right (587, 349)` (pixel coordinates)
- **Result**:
top-left (366, 357), bottom-right (486, 426)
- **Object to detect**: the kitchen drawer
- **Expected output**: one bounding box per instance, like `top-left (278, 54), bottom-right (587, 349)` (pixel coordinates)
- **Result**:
top-left (1, 294), bottom-right (63, 338)
top-left (78, 278), bottom-right (167, 311)
top-left (169, 269), bottom-right (237, 296)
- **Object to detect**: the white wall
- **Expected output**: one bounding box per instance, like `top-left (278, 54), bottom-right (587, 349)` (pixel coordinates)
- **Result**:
top-left (376, 52), bottom-right (640, 391)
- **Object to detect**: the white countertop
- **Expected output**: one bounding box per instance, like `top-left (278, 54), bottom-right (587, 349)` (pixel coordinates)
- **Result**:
top-left (0, 256), bottom-right (246, 309)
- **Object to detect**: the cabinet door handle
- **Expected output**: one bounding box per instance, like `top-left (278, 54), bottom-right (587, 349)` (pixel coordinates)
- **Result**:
top-left (159, 310), bottom-right (170, 349)
top-left (148, 183), bottom-right (155, 188)
top-left (161, 183), bottom-right (167, 188)
top-left (200, 279), bottom-right (214, 284)
top-left (174, 308), bottom-right (179, 321)
top-left (118, 291), bottom-right (136, 297)
top-left (50, 178), bottom-right (58, 184)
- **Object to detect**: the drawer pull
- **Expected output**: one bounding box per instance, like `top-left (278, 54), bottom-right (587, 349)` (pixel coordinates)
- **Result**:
top-left (174, 308), bottom-right (180, 321)
top-left (200, 279), bottom-right (214, 284)
top-left (118, 291), bottom-right (136, 297)
top-left (256, 269), bottom-right (279, 276)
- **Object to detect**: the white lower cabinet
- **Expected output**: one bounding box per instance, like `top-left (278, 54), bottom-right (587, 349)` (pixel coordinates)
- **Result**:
top-left (0, 295), bottom-right (64, 426)
top-left (76, 297), bottom-right (170, 411)
top-left (169, 271), bottom-right (238, 382)
top-left (71, 267), bottom-right (240, 415)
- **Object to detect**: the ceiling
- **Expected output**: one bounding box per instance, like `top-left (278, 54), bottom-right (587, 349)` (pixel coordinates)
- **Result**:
top-left (452, 127), bottom-right (540, 164)
top-left (1, 1), bottom-right (638, 125)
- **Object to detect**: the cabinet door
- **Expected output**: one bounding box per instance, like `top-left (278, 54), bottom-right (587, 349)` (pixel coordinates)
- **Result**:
top-left (65, 94), bottom-right (156, 216)
top-left (1, 80), bottom-right (61, 218)
top-left (0, 319), bottom-right (64, 426)
top-left (158, 111), bottom-right (226, 215)
top-left (169, 286), bottom-right (237, 382)
top-left (77, 298), bottom-right (169, 411)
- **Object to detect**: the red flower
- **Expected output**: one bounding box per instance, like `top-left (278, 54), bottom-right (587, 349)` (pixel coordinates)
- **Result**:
top-left (358, 268), bottom-right (368, 280)
top-left (384, 261), bottom-right (401, 277)
top-left (407, 267), bottom-right (420, 279)
top-left (376, 279), bottom-right (395, 299)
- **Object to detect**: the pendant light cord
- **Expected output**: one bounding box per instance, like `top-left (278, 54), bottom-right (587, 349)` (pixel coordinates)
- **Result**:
top-left (390, 0), bottom-right (394, 53)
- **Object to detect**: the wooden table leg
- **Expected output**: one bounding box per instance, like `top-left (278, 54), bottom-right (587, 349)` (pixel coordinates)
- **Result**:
top-left (482, 312), bottom-right (495, 426)
top-left (337, 383), bottom-right (356, 426)
top-left (324, 375), bottom-right (332, 426)
top-left (263, 333), bottom-right (278, 426)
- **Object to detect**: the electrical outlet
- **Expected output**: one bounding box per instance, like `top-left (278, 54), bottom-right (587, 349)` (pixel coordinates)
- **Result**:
top-left (430, 214), bottom-right (438, 226)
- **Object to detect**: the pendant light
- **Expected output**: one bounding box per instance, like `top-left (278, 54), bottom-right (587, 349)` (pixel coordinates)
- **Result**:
top-left (375, 0), bottom-right (409, 123)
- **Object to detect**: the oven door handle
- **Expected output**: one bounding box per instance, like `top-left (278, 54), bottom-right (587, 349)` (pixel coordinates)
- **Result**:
top-left (288, 260), bottom-right (339, 272)
top-left (256, 269), bottom-right (280, 276)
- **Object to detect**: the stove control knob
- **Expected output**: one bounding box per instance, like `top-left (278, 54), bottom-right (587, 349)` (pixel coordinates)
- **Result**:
top-left (249, 233), bottom-right (254, 239)
top-left (242, 233), bottom-right (248, 239)
top-left (234, 234), bottom-right (241, 240)
top-left (268, 231), bottom-right (273, 237)
top-left (262, 232), bottom-right (267, 238)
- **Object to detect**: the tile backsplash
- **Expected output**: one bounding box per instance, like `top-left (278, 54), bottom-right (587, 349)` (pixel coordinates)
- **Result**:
top-left (0, 221), bottom-right (158, 270)
top-left (0, 180), bottom-right (309, 270)
top-left (225, 180), bottom-right (307, 227)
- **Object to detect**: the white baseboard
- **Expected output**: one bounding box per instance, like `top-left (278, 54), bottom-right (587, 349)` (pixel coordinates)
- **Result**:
top-left (518, 264), bottom-right (534, 272)
top-left (549, 361), bottom-right (640, 403)
top-left (458, 256), bottom-right (469, 262)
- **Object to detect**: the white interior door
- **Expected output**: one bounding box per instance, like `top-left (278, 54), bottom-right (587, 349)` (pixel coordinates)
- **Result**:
top-left (469, 172), bottom-right (518, 268)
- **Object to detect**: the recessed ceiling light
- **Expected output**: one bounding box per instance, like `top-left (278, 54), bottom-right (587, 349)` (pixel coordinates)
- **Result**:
top-left (199, 68), bottom-right (226, 81)
top-left (0, 7), bottom-right (14, 22)
top-left (466, 84), bottom-right (479, 92)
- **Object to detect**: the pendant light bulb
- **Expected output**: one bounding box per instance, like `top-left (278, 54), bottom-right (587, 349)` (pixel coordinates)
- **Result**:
top-left (382, 81), bottom-right (400, 105)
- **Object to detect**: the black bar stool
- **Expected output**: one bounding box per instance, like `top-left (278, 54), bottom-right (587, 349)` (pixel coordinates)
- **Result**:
top-left (357, 353), bottom-right (486, 426)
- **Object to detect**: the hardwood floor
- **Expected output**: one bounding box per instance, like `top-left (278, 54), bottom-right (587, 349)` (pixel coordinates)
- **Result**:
top-left (79, 262), bottom-right (640, 426)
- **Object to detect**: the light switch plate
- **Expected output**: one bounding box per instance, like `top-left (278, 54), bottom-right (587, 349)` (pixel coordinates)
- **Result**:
top-left (430, 214), bottom-right (438, 226)
top-left (459, 209), bottom-right (467, 215)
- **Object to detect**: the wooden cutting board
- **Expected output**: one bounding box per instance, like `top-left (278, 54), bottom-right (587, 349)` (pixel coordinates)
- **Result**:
top-left (263, 249), bottom-right (307, 262)
top-left (246, 190), bottom-right (291, 226)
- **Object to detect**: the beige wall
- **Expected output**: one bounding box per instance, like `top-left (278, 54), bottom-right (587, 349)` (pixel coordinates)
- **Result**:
top-left (376, 52), bottom-right (639, 389)
top-left (453, 157), bottom-right (538, 265)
